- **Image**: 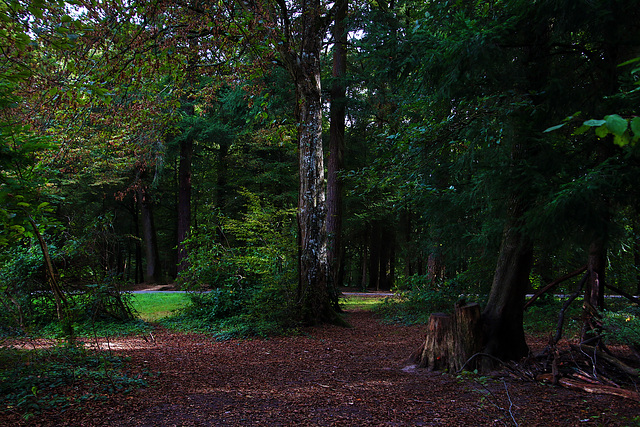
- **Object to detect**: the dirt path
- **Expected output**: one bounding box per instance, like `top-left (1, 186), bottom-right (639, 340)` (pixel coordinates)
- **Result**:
top-left (7, 309), bottom-right (640, 426)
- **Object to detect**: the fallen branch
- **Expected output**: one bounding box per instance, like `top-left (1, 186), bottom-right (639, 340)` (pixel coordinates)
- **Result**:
top-left (537, 373), bottom-right (640, 401)
top-left (572, 344), bottom-right (639, 378)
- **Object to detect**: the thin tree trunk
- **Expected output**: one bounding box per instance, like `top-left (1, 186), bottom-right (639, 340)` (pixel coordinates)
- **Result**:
top-left (177, 123), bottom-right (193, 275)
top-left (26, 215), bottom-right (68, 322)
top-left (635, 226), bottom-right (640, 296)
top-left (368, 223), bottom-right (380, 290)
top-left (134, 198), bottom-right (143, 284)
top-left (327, 0), bottom-right (348, 307)
top-left (139, 188), bottom-right (163, 284)
top-left (360, 244), bottom-right (368, 289)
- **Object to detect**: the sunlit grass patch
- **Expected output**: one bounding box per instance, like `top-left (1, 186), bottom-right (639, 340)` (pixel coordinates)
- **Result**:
top-left (340, 296), bottom-right (386, 311)
top-left (131, 293), bottom-right (189, 322)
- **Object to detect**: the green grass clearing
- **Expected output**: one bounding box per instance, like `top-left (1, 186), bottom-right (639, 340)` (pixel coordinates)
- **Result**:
top-left (340, 296), bottom-right (386, 311)
top-left (131, 293), bottom-right (189, 322)
top-left (132, 293), bottom-right (383, 323)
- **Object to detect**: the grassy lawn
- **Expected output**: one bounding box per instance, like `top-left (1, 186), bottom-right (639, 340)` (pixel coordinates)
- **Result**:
top-left (131, 292), bottom-right (383, 322)
top-left (340, 296), bottom-right (386, 311)
top-left (131, 293), bottom-right (189, 322)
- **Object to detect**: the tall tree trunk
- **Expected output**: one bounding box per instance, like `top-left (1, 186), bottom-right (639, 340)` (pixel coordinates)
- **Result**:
top-left (327, 0), bottom-right (348, 307)
top-left (360, 244), bottom-right (368, 290)
top-left (277, 0), bottom-right (334, 325)
top-left (177, 42), bottom-right (197, 276)
top-left (634, 220), bottom-right (640, 296)
top-left (482, 133), bottom-right (534, 365)
top-left (139, 188), bottom-right (163, 284)
top-left (368, 223), bottom-right (380, 290)
top-left (402, 210), bottom-right (414, 277)
top-left (134, 198), bottom-right (143, 284)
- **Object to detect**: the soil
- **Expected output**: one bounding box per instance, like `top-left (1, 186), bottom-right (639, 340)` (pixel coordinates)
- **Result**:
top-left (3, 293), bottom-right (639, 426)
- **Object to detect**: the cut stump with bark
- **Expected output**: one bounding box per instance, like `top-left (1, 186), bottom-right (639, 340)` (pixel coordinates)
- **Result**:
top-left (412, 303), bottom-right (484, 372)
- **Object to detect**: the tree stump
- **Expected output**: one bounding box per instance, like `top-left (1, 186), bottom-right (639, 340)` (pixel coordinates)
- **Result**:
top-left (452, 302), bottom-right (483, 371)
top-left (413, 313), bottom-right (453, 371)
top-left (412, 303), bottom-right (484, 372)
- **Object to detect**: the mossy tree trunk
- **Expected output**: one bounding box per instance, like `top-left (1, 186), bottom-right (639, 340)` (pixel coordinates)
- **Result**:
top-left (274, 0), bottom-right (336, 325)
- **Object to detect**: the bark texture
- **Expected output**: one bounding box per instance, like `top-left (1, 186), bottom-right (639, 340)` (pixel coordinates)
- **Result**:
top-left (482, 218), bottom-right (532, 366)
top-left (413, 303), bottom-right (483, 372)
top-left (274, 0), bottom-right (334, 324)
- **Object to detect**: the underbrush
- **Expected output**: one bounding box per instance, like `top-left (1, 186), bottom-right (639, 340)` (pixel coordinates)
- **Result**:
top-left (160, 282), bottom-right (301, 340)
top-left (602, 304), bottom-right (640, 348)
top-left (0, 279), bottom-right (141, 339)
top-left (166, 194), bottom-right (301, 339)
top-left (0, 342), bottom-right (148, 420)
top-left (374, 276), bottom-right (639, 350)
top-left (523, 295), bottom-right (582, 337)
top-left (38, 319), bottom-right (151, 340)
top-left (374, 276), bottom-right (480, 325)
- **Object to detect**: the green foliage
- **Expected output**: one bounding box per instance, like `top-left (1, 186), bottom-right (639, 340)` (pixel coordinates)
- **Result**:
top-left (375, 276), bottom-right (470, 325)
top-left (179, 191), bottom-right (297, 291)
top-left (0, 343), bottom-right (147, 419)
top-left (0, 238), bottom-right (137, 335)
top-left (170, 191), bottom-right (299, 337)
top-left (163, 280), bottom-right (300, 339)
top-left (0, 246), bottom-right (58, 332)
top-left (523, 297), bottom-right (582, 336)
top-left (602, 305), bottom-right (640, 348)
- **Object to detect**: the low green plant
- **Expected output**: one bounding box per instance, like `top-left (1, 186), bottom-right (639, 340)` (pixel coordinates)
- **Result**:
top-left (601, 305), bottom-right (640, 348)
top-left (167, 191), bottom-right (301, 338)
top-left (374, 276), bottom-right (470, 324)
top-left (162, 281), bottom-right (300, 339)
top-left (523, 296), bottom-right (584, 338)
top-left (0, 342), bottom-right (147, 419)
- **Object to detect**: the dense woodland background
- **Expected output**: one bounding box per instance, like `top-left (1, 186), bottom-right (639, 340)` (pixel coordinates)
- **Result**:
top-left (1, 0), bottom-right (640, 368)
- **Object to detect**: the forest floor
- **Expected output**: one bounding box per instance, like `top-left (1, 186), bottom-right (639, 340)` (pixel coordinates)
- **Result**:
top-left (3, 292), bottom-right (640, 426)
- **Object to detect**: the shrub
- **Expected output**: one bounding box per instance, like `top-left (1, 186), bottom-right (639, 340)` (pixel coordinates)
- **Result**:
top-left (170, 191), bottom-right (300, 338)
top-left (602, 305), bottom-right (640, 348)
top-left (375, 275), bottom-right (469, 324)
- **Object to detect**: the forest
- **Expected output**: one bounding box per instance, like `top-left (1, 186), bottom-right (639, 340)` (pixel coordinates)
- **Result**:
top-left (1, 0), bottom-right (640, 425)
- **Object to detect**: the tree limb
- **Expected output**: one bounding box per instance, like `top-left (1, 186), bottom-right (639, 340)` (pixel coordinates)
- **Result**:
top-left (604, 282), bottom-right (640, 305)
top-left (524, 265), bottom-right (587, 310)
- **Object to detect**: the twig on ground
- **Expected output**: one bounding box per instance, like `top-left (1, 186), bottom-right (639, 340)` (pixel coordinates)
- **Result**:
top-left (503, 379), bottom-right (519, 427)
